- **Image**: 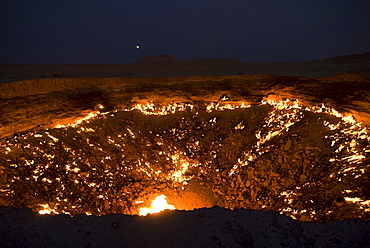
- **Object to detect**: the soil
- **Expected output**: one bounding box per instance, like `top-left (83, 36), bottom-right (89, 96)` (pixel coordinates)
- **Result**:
top-left (1, 206), bottom-right (369, 248)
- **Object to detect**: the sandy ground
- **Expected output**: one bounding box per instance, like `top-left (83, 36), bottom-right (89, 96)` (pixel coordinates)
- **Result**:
top-left (0, 53), bottom-right (370, 247)
top-left (1, 52), bottom-right (369, 83)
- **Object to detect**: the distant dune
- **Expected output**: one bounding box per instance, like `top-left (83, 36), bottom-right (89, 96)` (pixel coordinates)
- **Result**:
top-left (317, 51), bottom-right (370, 63)
top-left (130, 54), bottom-right (181, 64)
top-left (1, 52), bottom-right (369, 83)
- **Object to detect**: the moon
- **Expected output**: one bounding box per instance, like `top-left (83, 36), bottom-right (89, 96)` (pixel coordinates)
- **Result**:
top-left (136, 45), bottom-right (140, 49)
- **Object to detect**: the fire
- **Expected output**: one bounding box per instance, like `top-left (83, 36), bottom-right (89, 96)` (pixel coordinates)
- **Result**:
top-left (38, 204), bottom-right (59, 215)
top-left (138, 195), bottom-right (175, 216)
top-left (55, 111), bottom-right (100, 128)
top-left (1, 98), bottom-right (369, 219)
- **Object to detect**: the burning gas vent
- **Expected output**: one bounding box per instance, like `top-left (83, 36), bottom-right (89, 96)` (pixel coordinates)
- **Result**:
top-left (0, 100), bottom-right (369, 221)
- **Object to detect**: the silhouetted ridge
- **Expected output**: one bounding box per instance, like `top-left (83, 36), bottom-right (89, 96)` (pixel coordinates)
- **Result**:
top-left (131, 54), bottom-right (180, 64)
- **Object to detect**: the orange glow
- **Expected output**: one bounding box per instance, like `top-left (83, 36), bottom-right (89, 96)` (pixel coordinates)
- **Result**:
top-left (139, 195), bottom-right (175, 216)
top-left (2, 98), bottom-right (369, 219)
top-left (55, 111), bottom-right (100, 128)
top-left (38, 204), bottom-right (59, 215)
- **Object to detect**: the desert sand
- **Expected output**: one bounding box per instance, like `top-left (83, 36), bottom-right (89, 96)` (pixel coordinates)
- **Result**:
top-left (1, 52), bottom-right (370, 83)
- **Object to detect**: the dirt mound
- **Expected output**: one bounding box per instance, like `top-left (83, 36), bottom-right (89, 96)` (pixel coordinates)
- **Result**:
top-left (323, 73), bottom-right (370, 82)
top-left (319, 52), bottom-right (370, 63)
top-left (131, 54), bottom-right (181, 65)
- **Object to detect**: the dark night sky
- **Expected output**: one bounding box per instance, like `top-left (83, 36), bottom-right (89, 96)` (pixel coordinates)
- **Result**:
top-left (1, 0), bottom-right (369, 64)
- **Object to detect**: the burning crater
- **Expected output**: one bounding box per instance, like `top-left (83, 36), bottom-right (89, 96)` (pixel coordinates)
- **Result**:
top-left (0, 99), bottom-right (369, 221)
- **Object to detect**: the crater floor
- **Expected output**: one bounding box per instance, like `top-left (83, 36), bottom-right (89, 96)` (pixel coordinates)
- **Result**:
top-left (1, 100), bottom-right (369, 222)
top-left (1, 68), bottom-right (370, 247)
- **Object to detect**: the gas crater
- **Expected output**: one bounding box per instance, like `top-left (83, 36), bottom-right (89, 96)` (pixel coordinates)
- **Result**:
top-left (1, 99), bottom-right (369, 222)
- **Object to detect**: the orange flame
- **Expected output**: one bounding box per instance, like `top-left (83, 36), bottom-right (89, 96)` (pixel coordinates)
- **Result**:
top-left (138, 195), bottom-right (175, 216)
